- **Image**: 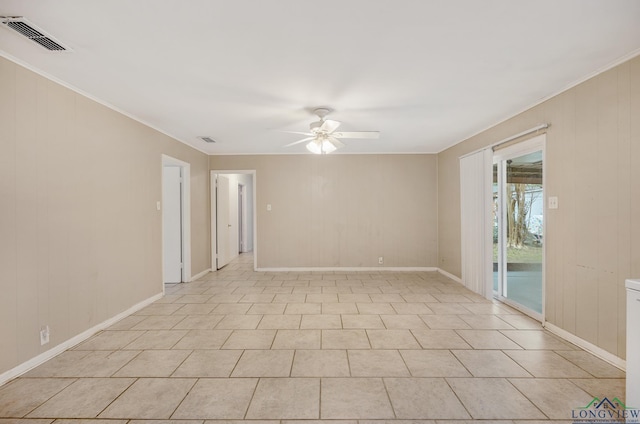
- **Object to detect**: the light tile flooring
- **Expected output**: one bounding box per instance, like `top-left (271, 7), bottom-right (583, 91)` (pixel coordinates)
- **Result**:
top-left (0, 254), bottom-right (626, 423)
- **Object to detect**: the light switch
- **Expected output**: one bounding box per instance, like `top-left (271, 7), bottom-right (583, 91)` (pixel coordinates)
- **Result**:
top-left (157, 201), bottom-right (161, 211)
top-left (267, 204), bottom-right (272, 211)
top-left (548, 196), bottom-right (558, 209)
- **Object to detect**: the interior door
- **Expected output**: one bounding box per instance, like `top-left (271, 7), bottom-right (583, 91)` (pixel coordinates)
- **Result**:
top-left (493, 137), bottom-right (544, 318)
top-left (162, 166), bottom-right (182, 283)
top-left (216, 174), bottom-right (232, 269)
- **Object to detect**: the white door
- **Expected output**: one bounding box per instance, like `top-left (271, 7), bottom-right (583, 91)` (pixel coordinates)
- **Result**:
top-left (216, 175), bottom-right (232, 269)
top-left (163, 166), bottom-right (182, 283)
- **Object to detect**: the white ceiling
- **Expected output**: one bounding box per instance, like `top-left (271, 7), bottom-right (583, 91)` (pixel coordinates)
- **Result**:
top-left (1, 0), bottom-right (639, 155)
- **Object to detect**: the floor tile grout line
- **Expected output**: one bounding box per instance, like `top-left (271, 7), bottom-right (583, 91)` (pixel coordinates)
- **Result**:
top-left (167, 348), bottom-right (195, 378)
top-left (225, 348), bottom-right (245, 378)
top-left (318, 377), bottom-right (323, 419)
top-left (380, 376), bottom-right (398, 419)
top-left (504, 376), bottom-right (551, 420)
top-left (241, 376), bottom-right (260, 420)
top-left (109, 350), bottom-right (145, 377)
top-left (94, 375), bottom-right (139, 420)
top-left (551, 349), bottom-right (601, 378)
top-left (16, 377), bottom-right (79, 419)
top-left (449, 348), bottom-right (483, 378)
top-left (397, 348), bottom-right (417, 377)
top-left (442, 375), bottom-right (474, 420)
top-left (345, 347), bottom-right (353, 377)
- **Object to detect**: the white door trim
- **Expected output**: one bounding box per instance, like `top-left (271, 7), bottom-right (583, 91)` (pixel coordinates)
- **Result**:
top-left (211, 170), bottom-right (257, 271)
top-left (162, 154), bottom-right (191, 285)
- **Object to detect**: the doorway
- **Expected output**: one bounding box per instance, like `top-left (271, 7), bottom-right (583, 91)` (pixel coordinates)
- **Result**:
top-left (211, 171), bottom-right (256, 270)
top-left (493, 135), bottom-right (545, 319)
top-left (162, 155), bottom-right (191, 284)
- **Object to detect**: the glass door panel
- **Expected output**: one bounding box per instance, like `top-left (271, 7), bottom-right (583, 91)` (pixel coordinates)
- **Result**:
top-left (494, 144), bottom-right (543, 317)
top-left (505, 151), bottom-right (543, 313)
top-left (493, 164), bottom-right (500, 293)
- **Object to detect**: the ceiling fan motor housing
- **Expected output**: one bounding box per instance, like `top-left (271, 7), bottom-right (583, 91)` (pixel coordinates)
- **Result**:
top-left (313, 108), bottom-right (331, 118)
top-left (309, 120), bottom-right (323, 133)
top-left (310, 109), bottom-right (332, 133)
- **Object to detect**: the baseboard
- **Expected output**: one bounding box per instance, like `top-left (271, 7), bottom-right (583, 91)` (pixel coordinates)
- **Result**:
top-left (433, 268), bottom-right (627, 370)
top-left (190, 268), bottom-right (212, 281)
top-left (437, 268), bottom-right (463, 283)
top-left (256, 266), bottom-right (439, 272)
top-left (0, 292), bottom-right (163, 387)
top-left (544, 322), bottom-right (626, 371)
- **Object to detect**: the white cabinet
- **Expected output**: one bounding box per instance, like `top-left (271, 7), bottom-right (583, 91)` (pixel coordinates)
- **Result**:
top-left (627, 279), bottom-right (640, 408)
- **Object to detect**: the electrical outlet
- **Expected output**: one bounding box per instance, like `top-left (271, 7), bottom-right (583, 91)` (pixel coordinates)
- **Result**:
top-left (378, 256), bottom-right (384, 265)
top-left (40, 325), bottom-right (50, 345)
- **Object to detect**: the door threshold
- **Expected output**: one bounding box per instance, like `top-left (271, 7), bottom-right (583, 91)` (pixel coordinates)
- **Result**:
top-left (494, 295), bottom-right (543, 322)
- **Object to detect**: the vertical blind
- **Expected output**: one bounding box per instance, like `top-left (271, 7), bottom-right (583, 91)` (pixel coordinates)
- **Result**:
top-left (459, 149), bottom-right (493, 299)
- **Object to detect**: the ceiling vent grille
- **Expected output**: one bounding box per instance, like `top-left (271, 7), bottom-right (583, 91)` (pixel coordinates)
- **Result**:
top-left (199, 136), bottom-right (216, 143)
top-left (0, 16), bottom-right (70, 51)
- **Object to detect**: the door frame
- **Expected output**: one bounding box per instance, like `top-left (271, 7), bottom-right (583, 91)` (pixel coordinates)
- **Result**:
top-left (162, 154), bottom-right (191, 286)
top-left (492, 134), bottom-right (546, 321)
top-left (211, 170), bottom-right (257, 271)
top-left (238, 183), bottom-right (247, 253)
top-left (214, 174), bottom-right (232, 270)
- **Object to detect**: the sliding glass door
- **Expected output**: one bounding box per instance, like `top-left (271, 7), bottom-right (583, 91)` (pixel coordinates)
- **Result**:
top-left (493, 136), bottom-right (544, 319)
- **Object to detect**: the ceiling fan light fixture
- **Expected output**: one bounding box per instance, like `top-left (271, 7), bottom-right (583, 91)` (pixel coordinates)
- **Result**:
top-left (323, 140), bottom-right (337, 154)
top-left (306, 138), bottom-right (337, 155)
top-left (306, 140), bottom-right (322, 154)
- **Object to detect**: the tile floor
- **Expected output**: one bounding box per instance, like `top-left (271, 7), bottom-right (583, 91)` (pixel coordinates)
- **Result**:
top-left (0, 254), bottom-right (626, 423)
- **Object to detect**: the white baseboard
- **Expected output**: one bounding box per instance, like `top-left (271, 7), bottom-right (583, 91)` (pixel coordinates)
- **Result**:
top-left (190, 268), bottom-right (212, 281)
top-left (0, 292), bottom-right (163, 387)
top-left (544, 322), bottom-right (626, 371)
top-left (433, 267), bottom-right (627, 371)
top-left (243, 263), bottom-right (463, 283)
top-left (256, 266), bottom-right (439, 272)
top-left (437, 268), bottom-right (463, 283)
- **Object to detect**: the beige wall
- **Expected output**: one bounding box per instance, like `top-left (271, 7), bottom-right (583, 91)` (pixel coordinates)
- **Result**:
top-left (210, 154), bottom-right (438, 268)
top-left (0, 56), bottom-right (210, 375)
top-left (438, 55), bottom-right (640, 359)
top-left (3, 47), bottom-right (636, 376)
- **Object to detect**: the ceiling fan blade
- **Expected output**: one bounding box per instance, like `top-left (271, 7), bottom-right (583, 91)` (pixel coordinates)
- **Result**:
top-left (332, 131), bottom-right (380, 139)
top-left (284, 137), bottom-right (315, 147)
top-left (328, 136), bottom-right (345, 148)
top-left (320, 119), bottom-right (341, 133)
top-left (280, 131), bottom-right (313, 136)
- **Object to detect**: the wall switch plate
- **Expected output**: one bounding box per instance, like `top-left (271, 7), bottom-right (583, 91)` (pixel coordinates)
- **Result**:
top-left (40, 325), bottom-right (50, 345)
top-left (378, 256), bottom-right (384, 265)
top-left (267, 204), bottom-right (272, 211)
top-left (156, 201), bottom-right (161, 211)
top-left (548, 196), bottom-right (558, 209)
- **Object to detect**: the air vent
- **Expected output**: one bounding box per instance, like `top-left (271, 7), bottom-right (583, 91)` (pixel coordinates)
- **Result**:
top-left (199, 136), bottom-right (216, 143)
top-left (0, 16), bottom-right (71, 51)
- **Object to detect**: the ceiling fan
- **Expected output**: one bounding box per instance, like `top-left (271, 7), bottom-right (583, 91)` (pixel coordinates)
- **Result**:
top-left (284, 108), bottom-right (380, 154)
